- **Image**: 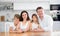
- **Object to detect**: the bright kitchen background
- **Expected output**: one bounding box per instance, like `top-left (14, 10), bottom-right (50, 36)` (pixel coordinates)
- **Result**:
top-left (0, 0), bottom-right (60, 32)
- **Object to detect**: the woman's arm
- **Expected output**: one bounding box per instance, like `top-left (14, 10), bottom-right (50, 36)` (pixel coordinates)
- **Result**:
top-left (16, 28), bottom-right (23, 33)
top-left (29, 22), bottom-right (32, 32)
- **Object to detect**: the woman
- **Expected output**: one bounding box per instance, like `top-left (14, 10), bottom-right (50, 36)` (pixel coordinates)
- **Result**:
top-left (19, 10), bottom-right (31, 32)
top-left (30, 14), bottom-right (44, 32)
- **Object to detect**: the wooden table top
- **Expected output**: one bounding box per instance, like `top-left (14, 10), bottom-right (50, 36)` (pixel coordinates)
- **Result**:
top-left (0, 32), bottom-right (50, 36)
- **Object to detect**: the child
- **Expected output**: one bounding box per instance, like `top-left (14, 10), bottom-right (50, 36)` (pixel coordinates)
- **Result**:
top-left (9, 14), bottom-right (22, 33)
top-left (30, 14), bottom-right (44, 32)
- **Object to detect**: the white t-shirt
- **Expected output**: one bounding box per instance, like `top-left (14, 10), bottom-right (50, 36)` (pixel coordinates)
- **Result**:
top-left (32, 22), bottom-right (39, 30)
top-left (9, 22), bottom-right (16, 30)
top-left (20, 22), bottom-right (29, 31)
top-left (38, 14), bottom-right (53, 32)
top-left (10, 22), bottom-right (20, 30)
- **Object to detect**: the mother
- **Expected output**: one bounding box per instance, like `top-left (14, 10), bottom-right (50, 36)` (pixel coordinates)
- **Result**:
top-left (19, 10), bottom-right (31, 32)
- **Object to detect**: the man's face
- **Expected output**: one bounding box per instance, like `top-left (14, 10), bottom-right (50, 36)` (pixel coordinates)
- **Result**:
top-left (37, 9), bottom-right (43, 17)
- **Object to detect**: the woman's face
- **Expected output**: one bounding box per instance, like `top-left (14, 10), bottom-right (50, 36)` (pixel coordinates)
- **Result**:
top-left (22, 12), bottom-right (27, 20)
top-left (32, 16), bottom-right (37, 22)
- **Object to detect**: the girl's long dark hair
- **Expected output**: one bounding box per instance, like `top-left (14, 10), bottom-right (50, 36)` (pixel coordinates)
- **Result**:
top-left (20, 10), bottom-right (30, 21)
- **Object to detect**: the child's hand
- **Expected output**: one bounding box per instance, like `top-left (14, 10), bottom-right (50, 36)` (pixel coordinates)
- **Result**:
top-left (32, 28), bottom-right (39, 32)
top-left (9, 27), bottom-right (14, 32)
top-left (10, 27), bottom-right (13, 31)
top-left (16, 24), bottom-right (20, 30)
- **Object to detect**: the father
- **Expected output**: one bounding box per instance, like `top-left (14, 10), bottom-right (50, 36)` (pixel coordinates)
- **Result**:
top-left (36, 7), bottom-right (53, 32)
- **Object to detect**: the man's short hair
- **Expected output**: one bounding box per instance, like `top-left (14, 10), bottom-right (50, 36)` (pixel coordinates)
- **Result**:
top-left (36, 7), bottom-right (43, 11)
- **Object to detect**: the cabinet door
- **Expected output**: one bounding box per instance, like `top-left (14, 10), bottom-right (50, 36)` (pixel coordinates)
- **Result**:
top-left (1, 16), bottom-right (5, 21)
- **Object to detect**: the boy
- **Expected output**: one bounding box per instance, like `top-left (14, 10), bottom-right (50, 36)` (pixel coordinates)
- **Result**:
top-left (9, 14), bottom-right (22, 33)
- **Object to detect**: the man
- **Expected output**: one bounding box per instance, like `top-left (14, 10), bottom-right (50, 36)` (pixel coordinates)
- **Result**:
top-left (36, 7), bottom-right (53, 32)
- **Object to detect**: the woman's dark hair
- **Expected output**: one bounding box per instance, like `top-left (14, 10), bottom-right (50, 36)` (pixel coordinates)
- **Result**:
top-left (14, 14), bottom-right (20, 21)
top-left (32, 14), bottom-right (39, 24)
top-left (20, 10), bottom-right (30, 21)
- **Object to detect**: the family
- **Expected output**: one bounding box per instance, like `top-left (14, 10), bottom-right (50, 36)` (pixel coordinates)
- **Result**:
top-left (9, 7), bottom-right (53, 33)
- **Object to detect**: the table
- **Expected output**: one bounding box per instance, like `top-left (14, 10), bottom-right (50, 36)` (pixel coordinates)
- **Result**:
top-left (0, 32), bottom-right (50, 36)
top-left (0, 32), bottom-right (5, 36)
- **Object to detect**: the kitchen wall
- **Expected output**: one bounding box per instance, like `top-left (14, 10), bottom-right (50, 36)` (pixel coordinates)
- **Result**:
top-left (14, 2), bottom-right (50, 10)
top-left (50, 0), bottom-right (60, 4)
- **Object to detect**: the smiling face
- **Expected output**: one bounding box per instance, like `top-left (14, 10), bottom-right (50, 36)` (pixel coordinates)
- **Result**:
top-left (14, 17), bottom-right (20, 26)
top-left (37, 9), bottom-right (43, 17)
top-left (32, 16), bottom-right (37, 22)
top-left (20, 11), bottom-right (30, 21)
top-left (14, 14), bottom-right (20, 26)
top-left (22, 12), bottom-right (27, 20)
top-left (32, 14), bottom-right (39, 24)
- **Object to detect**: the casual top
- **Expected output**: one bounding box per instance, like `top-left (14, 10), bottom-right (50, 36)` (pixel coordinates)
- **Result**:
top-left (32, 22), bottom-right (39, 30)
top-left (10, 22), bottom-right (20, 30)
top-left (20, 22), bottom-right (29, 31)
top-left (38, 14), bottom-right (53, 32)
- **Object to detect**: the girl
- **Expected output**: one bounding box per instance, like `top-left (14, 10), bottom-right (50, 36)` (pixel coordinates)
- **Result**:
top-left (30, 14), bottom-right (44, 32)
top-left (9, 14), bottom-right (22, 33)
top-left (19, 10), bottom-right (31, 32)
